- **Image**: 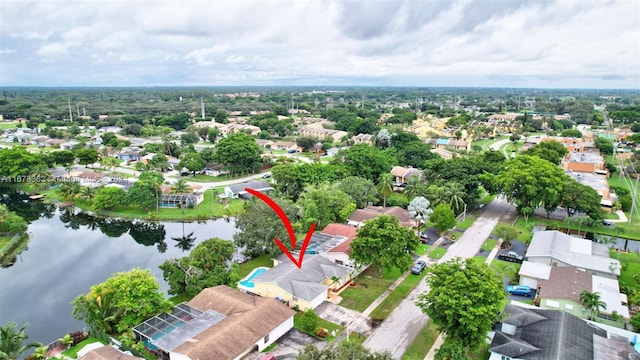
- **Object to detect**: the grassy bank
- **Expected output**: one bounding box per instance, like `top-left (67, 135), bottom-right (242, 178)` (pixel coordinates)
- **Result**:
top-left (403, 320), bottom-right (440, 360)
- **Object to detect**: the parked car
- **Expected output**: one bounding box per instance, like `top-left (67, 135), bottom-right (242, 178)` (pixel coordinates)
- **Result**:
top-left (262, 172), bottom-right (271, 179)
top-left (260, 355), bottom-right (276, 360)
top-left (478, 203), bottom-right (486, 209)
top-left (411, 260), bottom-right (427, 274)
top-left (507, 285), bottom-right (532, 297)
top-left (419, 232), bottom-right (429, 243)
top-left (287, 149), bottom-right (297, 153)
top-left (497, 251), bottom-right (524, 263)
top-left (602, 219), bottom-right (614, 227)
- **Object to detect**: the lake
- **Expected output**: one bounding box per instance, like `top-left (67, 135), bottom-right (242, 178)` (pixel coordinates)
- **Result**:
top-left (0, 190), bottom-right (238, 346)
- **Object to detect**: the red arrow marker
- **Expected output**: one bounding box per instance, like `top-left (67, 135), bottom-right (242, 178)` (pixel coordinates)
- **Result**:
top-left (245, 188), bottom-right (316, 269)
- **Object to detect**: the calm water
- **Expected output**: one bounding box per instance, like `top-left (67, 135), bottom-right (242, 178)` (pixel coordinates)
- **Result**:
top-left (0, 192), bottom-right (238, 345)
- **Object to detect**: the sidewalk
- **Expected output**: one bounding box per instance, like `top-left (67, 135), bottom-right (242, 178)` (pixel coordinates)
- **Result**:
top-left (334, 236), bottom-right (446, 343)
top-left (423, 239), bottom-right (503, 360)
top-left (610, 210), bottom-right (629, 223)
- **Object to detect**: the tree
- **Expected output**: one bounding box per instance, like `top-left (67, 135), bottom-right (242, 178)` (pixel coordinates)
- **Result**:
top-left (559, 179), bottom-right (604, 220)
top-left (233, 196), bottom-right (300, 257)
top-left (207, 127), bottom-right (220, 143)
top-left (376, 173), bottom-right (394, 208)
top-left (214, 110), bottom-right (228, 124)
top-left (336, 176), bottom-right (379, 209)
top-left (430, 203), bottom-right (456, 232)
top-left (77, 186), bottom-right (96, 203)
top-left (594, 137), bottom-right (614, 155)
top-left (71, 268), bottom-right (172, 334)
top-left (560, 128), bottom-right (582, 138)
top-left (350, 215), bottom-right (419, 277)
top-left (53, 150), bottom-right (76, 167)
top-left (56, 181), bottom-right (81, 201)
top-left (630, 313), bottom-right (640, 331)
top-left (298, 183), bottom-right (355, 229)
top-left (0, 322), bottom-right (41, 360)
top-left (298, 309), bottom-right (319, 332)
top-left (213, 133), bottom-right (262, 175)
top-left (93, 186), bottom-right (126, 210)
top-left (403, 175), bottom-right (422, 201)
top-left (271, 163), bottom-right (346, 201)
top-left (0, 147), bottom-right (44, 179)
top-left (297, 340), bottom-right (393, 360)
top-left (137, 171), bottom-right (164, 213)
top-left (160, 238), bottom-right (238, 296)
top-left (74, 148), bottom-right (100, 167)
top-left (296, 136), bottom-right (319, 152)
top-left (493, 224), bottom-right (520, 248)
top-left (408, 196), bottom-right (433, 234)
top-left (70, 286), bottom-right (121, 335)
top-left (170, 179), bottom-right (192, 213)
top-left (178, 152), bottom-right (206, 176)
top-left (434, 338), bottom-right (468, 360)
top-left (487, 155), bottom-right (567, 224)
top-left (521, 140), bottom-right (568, 165)
top-left (148, 154), bottom-right (169, 171)
top-left (580, 290), bottom-right (606, 321)
top-left (415, 258), bottom-right (505, 349)
top-left (331, 144), bottom-right (396, 181)
top-left (0, 205), bottom-right (28, 234)
top-left (99, 156), bottom-right (119, 173)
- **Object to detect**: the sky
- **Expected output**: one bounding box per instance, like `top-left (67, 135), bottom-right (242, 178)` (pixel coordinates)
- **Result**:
top-left (0, 0), bottom-right (639, 89)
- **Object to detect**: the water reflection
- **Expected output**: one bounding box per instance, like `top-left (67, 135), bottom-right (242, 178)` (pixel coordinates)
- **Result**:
top-left (0, 188), bottom-right (239, 345)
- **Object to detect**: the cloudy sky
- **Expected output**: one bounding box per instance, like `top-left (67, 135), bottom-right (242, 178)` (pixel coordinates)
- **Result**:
top-left (1, 0), bottom-right (639, 88)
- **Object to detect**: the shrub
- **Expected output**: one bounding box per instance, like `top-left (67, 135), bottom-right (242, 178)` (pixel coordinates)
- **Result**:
top-left (299, 309), bottom-right (319, 333)
top-left (315, 328), bottom-right (329, 338)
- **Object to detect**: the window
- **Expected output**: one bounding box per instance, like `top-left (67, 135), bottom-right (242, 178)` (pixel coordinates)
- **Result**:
top-left (292, 296), bottom-right (298, 302)
top-left (501, 356), bottom-right (512, 360)
top-left (264, 334), bottom-right (269, 343)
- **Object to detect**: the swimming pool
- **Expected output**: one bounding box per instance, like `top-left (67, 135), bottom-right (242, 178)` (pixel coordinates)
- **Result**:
top-left (239, 267), bottom-right (268, 288)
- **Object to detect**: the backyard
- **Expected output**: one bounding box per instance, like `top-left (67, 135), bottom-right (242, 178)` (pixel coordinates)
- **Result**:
top-left (612, 249), bottom-right (640, 291)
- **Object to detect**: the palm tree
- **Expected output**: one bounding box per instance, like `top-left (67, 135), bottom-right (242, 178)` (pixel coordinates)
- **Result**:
top-left (404, 175), bottom-right (421, 201)
top-left (445, 182), bottom-right (466, 214)
top-left (172, 222), bottom-right (196, 251)
top-left (0, 322), bottom-right (41, 360)
top-left (77, 186), bottom-right (96, 203)
top-left (56, 181), bottom-right (81, 201)
top-left (408, 196), bottom-right (433, 234)
top-left (376, 173), bottom-right (394, 208)
top-left (170, 179), bottom-right (192, 214)
top-left (580, 290), bottom-right (606, 321)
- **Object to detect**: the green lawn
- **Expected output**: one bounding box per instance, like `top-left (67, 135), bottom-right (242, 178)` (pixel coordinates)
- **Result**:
top-left (46, 188), bottom-right (246, 221)
top-left (369, 271), bottom-right (427, 320)
top-left (457, 215), bottom-right (476, 230)
top-left (168, 293), bottom-right (193, 305)
top-left (612, 249), bottom-right (640, 290)
top-left (428, 247), bottom-right (446, 259)
top-left (339, 267), bottom-right (403, 312)
top-left (61, 338), bottom-right (105, 358)
top-left (415, 244), bottom-right (430, 256)
top-left (481, 239), bottom-right (498, 252)
top-left (403, 320), bottom-right (440, 360)
top-left (237, 254), bottom-right (273, 278)
top-left (294, 312), bottom-right (344, 341)
top-left (0, 236), bottom-right (10, 249)
top-left (489, 260), bottom-right (522, 281)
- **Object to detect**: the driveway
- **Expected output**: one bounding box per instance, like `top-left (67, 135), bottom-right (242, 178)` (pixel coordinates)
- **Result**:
top-left (242, 329), bottom-right (327, 360)
top-left (363, 196), bottom-right (516, 358)
top-left (314, 302), bottom-right (373, 335)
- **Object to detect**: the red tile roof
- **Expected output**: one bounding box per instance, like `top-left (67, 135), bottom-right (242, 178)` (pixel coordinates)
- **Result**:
top-left (320, 223), bottom-right (357, 239)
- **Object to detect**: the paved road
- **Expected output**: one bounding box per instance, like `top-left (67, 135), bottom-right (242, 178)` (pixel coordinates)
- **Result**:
top-left (363, 197), bottom-right (516, 359)
top-left (488, 138), bottom-right (510, 157)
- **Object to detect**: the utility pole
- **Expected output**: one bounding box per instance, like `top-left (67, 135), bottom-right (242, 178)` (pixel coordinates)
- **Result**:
top-left (68, 99), bottom-right (73, 122)
top-left (201, 98), bottom-right (205, 119)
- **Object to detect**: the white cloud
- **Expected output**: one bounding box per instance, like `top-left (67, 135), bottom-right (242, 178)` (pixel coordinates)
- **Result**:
top-left (0, 0), bottom-right (638, 87)
top-left (0, 48), bottom-right (16, 54)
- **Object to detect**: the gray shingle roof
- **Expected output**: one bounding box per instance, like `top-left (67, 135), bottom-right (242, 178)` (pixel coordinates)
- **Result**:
top-left (490, 304), bottom-right (607, 360)
top-left (227, 180), bottom-right (273, 196)
top-left (253, 255), bottom-right (350, 302)
top-left (526, 231), bottom-right (620, 276)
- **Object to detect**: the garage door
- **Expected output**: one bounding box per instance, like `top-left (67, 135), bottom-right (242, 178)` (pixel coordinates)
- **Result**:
top-left (520, 277), bottom-right (538, 289)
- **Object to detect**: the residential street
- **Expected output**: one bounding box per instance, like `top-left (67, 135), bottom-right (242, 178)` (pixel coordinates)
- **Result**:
top-left (363, 197), bottom-right (516, 359)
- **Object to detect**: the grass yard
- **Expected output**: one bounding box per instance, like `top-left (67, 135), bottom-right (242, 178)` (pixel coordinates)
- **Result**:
top-left (428, 247), bottom-right (447, 259)
top-left (415, 244), bottom-right (430, 256)
top-left (61, 338), bottom-right (105, 358)
top-left (0, 236), bottom-right (10, 249)
top-left (402, 320), bottom-right (440, 360)
top-left (46, 187), bottom-right (246, 221)
top-left (481, 238), bottom-right (498, 252)
top-left (339, 267), bottom-right (403, 312)
top-left (511, 218), bottom-right (534, 244)
top-left (168, 293), bottom-right (193, 305)
top-left (237, 254), bottom-right (273, 278)
top-left (489, 259), bottom-right (522, 280)
top-left (612, 249), bottom-right (640, 290)
top-left (457, 215), bottom-right (476, 230)
top-left (369, 270), bottom-right (427, 320)
top-left (294, 312), bottom-right (344, 342)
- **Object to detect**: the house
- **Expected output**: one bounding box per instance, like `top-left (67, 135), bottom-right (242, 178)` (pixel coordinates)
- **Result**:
top-left (320, 223), bottom-right (358, 268)
top-left (44, 138), bottom-right (66, 148)
top-left (488, 303), bottom-right (636, 360)
top-left (430, 147), bottom-right (458, 160)
top-left (77, 344), bottom-right (143, 360)
top-left (525, 231), bottom-right (621, 279)
top-left (60, 140), bottom-right (80, 150)
top-left (270, 141), bottom-right (297, 151)
top-left (134, 285), bottom-right (294, 360)
top-left (566, 171), bottom-right (615, 210)
top-left (298, 124), bottom-right (348, 142)
top-left (115, 147), bottom-right (143, 162)
top-left (33, 136), bottom-right (51, 147)
top-left (562, 152), bottom-right (608, 176)
top-left (204, 163), bottom-right (230, 177)
top-left (255, 139), bottom-right (274, 148)
top-left (390, 166), bottom-right (422, 185)
top-left (223, 180), bottom-right (273, 199)
top-left (249, 254), bottom-right (353, 311)
top-left (347, 205), bottom-right (415, 228)
top-left (352, 133), bottom-right (374, 144)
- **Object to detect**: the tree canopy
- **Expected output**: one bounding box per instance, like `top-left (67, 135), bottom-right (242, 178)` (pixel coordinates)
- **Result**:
top-left (350, 215), bottom-right (419, 277)
top-left (415, 258), bottom-right (505, 349)
top-left (71, 268), bottom-right (172, 334)
top-left (298, 183), bottom-right (355, 229)
top-left (430, 203), bottom-right (456, 232)
top-left (297, 339), bottom-right (393, 360)
top-left (336, 176), bottom-right (379, 209)
top-left (213, 132), bottom-right (262, 175)
top-left (0, 322), bottom-right (41, 360)
top-left (160, 238), bottom-right (238, 296)
top-left (521, 140), bottom-right (568, 165)
top-left (331, 144), bottom-right (396, 181)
